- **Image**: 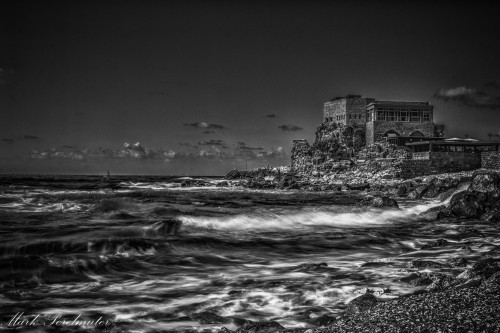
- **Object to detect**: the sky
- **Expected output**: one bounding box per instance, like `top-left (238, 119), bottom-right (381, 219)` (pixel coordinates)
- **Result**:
top-left (1, 0), bottom-right (500, 175)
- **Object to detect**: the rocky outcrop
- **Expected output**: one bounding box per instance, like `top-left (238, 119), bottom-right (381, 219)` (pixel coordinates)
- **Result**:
top-left (418, 170), bottom-right (500, 221)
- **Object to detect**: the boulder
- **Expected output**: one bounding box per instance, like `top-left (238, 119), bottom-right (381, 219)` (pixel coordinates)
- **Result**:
top-left (407, 185), bottom-right (429, 199)
top-left (457, 258), bottom-right (500, 280)
top-left (345, 294), bottom-right (377, 315)
top-left (357, 195), bottom-right (399, 209)
top-left (469, 170), bottom-right (500, 193)
top-left (418, 205), bottom-right (451, 221)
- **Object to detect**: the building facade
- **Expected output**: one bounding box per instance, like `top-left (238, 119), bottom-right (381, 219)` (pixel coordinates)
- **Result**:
top-left (323, 95), bottom-right (441, 145)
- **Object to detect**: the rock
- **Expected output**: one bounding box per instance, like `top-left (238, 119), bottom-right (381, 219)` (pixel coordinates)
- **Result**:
top-left (218, 328), bottom-right (234, 333)
top-left (457, 258), bottom-right (500, 280)
top-left (420, 238), bottom-right (448, 250)
top-left (276, 262), bottom-right (330, 273)
top-left (426, 274), bottom-right (456, 292)
top-left (448, 191), bottom-right (488, 218)
top-left (226, 169), bottom-right (241, 179)
top-left (357, 195), bottom-right (399, 209)
top-left (419, 205), bottom-right (452, 221)
top-left (400, 273), bottom-right (433, 287)
top-left (484, 271), bottom-right (500, 286)
top-left (348, 183), bottom-right (370, 191)
top-left (191, 312), bottom-right (230, 325)
top-left (235, 320), bottom-right (285, 333)
top-left (447, 257), bottom-right (468, 267)
top-left (407, 185), bottom-right (429, 199)
top-left (454, 276), bottom-right (483, 290)
top-left (408, 260), bottom-right (448, 269)
top-left (455, 226), bottom-right (482, 239)
top-left (316, 314), bottom-right (336, 327)
top-left (469, 170), bottom-right (500, 193)
top-left (345, 294), bottom-right (378, 315)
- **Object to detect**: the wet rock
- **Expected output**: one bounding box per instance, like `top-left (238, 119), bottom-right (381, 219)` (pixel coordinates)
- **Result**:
top-left (316, 314), bottom-right (336, 327)
top-left (448, 191), bottom-right (490, 218)
top-left (426, 274), bottom-right (456, 292)
top-left (455, 226), bottom-right (482, 239)
top-left (235, 320), bottom-right (285, 333)
top-left (420, 238), bottom-right (448, 250)
top-left (418, 205), bottom-right (451, 221)
top-left (454, 276), bottom-right (483, 290)
top-left (345, 294), bottom-right (378, 315)
top-left (457, 258), bottom-right (500, 280)
top-left (191, 312), bottom-right (231, 324)
top-left (356, 195), bottom-right (399, 209)
top-left (484, 271), bottom-right (500, 286)
top-left (407, 185), bottom-right (429, 199)
top-left (276, 262), bottom-right (330, 273)
top-left (218, 328), bottom-right (234, 333)
top-left (408, 260), bottom-right (448, 269)
top-left (458, 245), bottom-right (473, 252)
top-left (447, 257), bottom-right (468, 267)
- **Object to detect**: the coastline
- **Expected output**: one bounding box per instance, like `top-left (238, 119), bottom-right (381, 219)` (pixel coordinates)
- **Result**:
top-left (210, 169), bottom-right (500, 333)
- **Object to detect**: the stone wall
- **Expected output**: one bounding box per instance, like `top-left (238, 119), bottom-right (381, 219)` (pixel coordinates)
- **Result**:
top-left (481, 151), bottom-right (500, 169)
top-left (323, 99), bottom-right (346, 123)
top-left (400, 152), bottom-right (481, 178)
top-left (366, 121), bottom-right (435, 145)
top-left (345, 97), bottom-right (374, 127)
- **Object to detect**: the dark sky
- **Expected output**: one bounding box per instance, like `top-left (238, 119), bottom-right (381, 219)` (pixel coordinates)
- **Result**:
top-left (1, 0), bottom-right (500, 175)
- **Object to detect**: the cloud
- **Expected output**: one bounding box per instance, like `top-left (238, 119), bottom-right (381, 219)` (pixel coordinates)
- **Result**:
top-left (434, 86), bottom-right (500, 109)
top-left (202, 130), bottom-right (215, 134)
top-left (2, 138), bottom-right (14, 144)
top-left (198, 139), bottom-right (225, 147)
top-left (266, 114), bottom-right (276, 118)
top-left (24, 135), bottom-right (39, 140)
top-left (278, 124), bottom-right (303, 132)
top-left (183, 122), bottom-right (225, 130)
top-left (26, 140), bottom-right (287, 165)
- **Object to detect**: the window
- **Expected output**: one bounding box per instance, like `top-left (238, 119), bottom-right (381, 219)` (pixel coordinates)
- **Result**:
top-left (349, 114), bottom-right (352, 119)
top-left (400, 111), bottom-right (408, 122)
top-left (387, 111), bottom-right (396, 121)
top-left (423, 112), bottom-right (430, 122)
top-left (410, 111), bottom-right (420, 122)
top-left (377, 111), bottom-right (386, 121)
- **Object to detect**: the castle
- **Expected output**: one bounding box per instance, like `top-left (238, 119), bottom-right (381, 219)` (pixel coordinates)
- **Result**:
top-left (322, 95), bottom-right (444, 145)
top-left (291, 94), bottom-right (500, 178)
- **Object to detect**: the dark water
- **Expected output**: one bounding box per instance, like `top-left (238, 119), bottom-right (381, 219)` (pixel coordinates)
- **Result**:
top-left (0, 175), bottom-right (497, 332)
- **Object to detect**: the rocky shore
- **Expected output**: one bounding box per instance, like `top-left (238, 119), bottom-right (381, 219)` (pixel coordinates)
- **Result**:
top-left (199, 170), bottom-right (500, 333)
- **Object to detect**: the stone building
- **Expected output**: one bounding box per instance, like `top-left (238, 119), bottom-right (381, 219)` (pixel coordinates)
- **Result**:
top-left (323, 95), bottom-right (443, 145)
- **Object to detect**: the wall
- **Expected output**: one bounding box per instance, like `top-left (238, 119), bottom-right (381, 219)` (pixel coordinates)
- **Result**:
top-left (400, 152), bottom-right (481, 178)
top-left (323, 99), bottom-right (346, 123)
top-left (345, 98), bottom-right (374, 127)
top-left (481, 151), bottom-right (500, 169)
top-left (366, 121), bottom-right (435, 145)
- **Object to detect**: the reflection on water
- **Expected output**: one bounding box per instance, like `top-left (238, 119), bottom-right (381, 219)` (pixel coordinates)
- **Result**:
top-left (0, 176), bottom-right (495, 332)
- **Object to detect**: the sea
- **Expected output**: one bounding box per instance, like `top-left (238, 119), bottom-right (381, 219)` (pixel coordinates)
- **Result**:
top-left (0, 175), bottom-right (491, 332)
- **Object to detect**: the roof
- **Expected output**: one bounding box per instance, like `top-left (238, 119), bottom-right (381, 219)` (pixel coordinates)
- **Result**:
top-left (406, 140), bottom-right (500, 146)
